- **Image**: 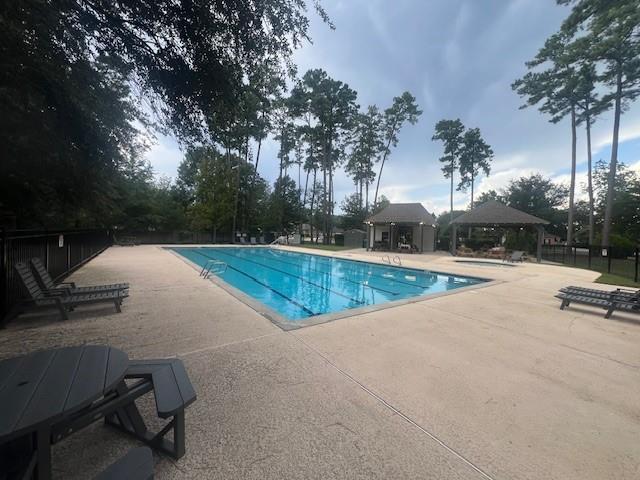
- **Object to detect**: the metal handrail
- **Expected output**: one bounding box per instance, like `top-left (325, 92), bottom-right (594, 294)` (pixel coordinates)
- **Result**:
top-left (200, 259), bottom-right (227, 278)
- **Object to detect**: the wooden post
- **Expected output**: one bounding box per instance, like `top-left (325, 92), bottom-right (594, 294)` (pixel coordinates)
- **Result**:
top-left (536, 225), bottom-right (544, 263)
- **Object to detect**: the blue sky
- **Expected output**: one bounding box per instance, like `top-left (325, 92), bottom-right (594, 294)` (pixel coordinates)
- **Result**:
top-left (146, 0), bottom-right (640, 214)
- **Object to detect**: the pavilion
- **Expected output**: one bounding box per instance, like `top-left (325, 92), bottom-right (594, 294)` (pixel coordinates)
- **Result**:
top-left (365, 203), bottom-right (437, 252)
top-left (450, 200), bottom-right (550, 262)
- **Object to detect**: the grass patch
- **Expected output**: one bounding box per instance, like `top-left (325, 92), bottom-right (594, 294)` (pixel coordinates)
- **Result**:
top-left (595, 273), bottom-right (640, 289)
top-left (295, 243), bottom-right (356, 252)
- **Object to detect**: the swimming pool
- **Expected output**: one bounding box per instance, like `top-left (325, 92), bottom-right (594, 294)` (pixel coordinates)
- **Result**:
top-left (171, 247), bottom-right (487, 325)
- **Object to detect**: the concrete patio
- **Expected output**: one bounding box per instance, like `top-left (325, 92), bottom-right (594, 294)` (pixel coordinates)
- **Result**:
top-left (2, 245), bottom-right (640, 479)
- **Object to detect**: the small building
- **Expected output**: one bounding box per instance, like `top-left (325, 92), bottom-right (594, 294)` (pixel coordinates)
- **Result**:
top-left (543, 233), bottom-right (562, 245)
top-left (365, 203), bottom-right (437, 252)
top-left (343, 229), bottom-right (367, 248)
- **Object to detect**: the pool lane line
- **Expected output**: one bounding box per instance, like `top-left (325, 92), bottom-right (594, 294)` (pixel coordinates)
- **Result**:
top-left (189, 249), bottom-right (318, 317)
top-left (250, 249), bottom-right (401, 296)
top-left (205, 248), bottom-right (367, 306)
top-left (264, 248), bottom-right (439, 290)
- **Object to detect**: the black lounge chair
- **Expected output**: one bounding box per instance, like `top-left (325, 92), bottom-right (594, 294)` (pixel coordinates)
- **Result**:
top-left (555, 291), bottom-right (640, 319)
top-left (94, 447), bottom-right (154, 480)
top-left (12, 262), bottom-right (128, 320)
top-left (560, 285), bottom-right (639, 301)
top-left (30, 257), bottom-right (129, 295)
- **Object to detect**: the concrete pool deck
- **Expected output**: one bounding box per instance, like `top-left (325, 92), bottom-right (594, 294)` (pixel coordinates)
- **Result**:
top-left (1, 245), bottom-right (640, 479)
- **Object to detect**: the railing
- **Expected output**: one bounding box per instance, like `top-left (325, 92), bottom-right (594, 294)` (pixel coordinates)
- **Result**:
top-left (1, 229), bottom-right (112, 326)
top-left (541, 244), bottom-right (639, 283)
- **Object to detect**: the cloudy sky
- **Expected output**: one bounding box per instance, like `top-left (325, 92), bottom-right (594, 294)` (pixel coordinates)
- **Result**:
top-left (146, 0), bottom-right (640, 215)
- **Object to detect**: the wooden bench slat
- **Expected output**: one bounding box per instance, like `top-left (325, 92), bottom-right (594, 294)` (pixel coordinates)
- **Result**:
top-left (104, 349), bottom-right (130, 391)
top-left (151, 366), bottom-right (184, 418)
top-left (16, 347), bottom-right (84, 432)
top-left (0, 350), bottom-right (56, 438)
top-left (65, 346), bottom-right (109, 410)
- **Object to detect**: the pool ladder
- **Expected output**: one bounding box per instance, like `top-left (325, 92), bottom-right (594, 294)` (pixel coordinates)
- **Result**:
top-left (200, 259), bottom-right (227, 279)
top-left (382, 255), bottom-right (402, 266)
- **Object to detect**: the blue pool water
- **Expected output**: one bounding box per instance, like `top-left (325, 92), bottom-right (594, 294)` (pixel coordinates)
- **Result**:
top-left (172, 247), bottom-right (486, 322)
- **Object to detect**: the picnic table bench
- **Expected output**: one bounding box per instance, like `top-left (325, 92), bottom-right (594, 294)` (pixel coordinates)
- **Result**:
top-left (0, 346), bottom-right (196, 479)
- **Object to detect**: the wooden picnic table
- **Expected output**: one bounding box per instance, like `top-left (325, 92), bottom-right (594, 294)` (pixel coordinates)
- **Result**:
top-left (0, 346), bottom-right (129, 480)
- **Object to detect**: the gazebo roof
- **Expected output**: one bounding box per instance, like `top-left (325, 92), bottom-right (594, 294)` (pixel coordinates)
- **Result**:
top-left (366, 203), bottom-right (436, 225)
top-left (451, 200), bottom-right (549, 226)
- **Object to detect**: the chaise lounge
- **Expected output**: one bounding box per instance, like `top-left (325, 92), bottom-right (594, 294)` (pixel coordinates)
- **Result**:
top-left (12, 262), bottom-right (128, 321)
top-left (30, 257), bottom-right (129, 295)
top-left (555, 290), bottom-right (640, 319)
top-left (559, 285), bottom-right (639, 301)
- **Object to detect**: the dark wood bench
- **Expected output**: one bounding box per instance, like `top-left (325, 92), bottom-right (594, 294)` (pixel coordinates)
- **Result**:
top-left (105, 359), bottom-right (197, 459)
top-left (94, 447), bottom-right (154, 480)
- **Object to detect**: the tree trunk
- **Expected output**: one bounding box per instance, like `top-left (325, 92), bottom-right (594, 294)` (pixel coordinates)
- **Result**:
top-left (470, 170), bottom-right (475, 209)
top-left (449, 162), bottom-right (454, 225)
top-left (373, 150), bottom-right (388, 209)
top-left (602, 66), bottom-right (622, 247)
top-left (322, 162), bottom-right (327, 244)
top-left (373, 123), bottom-right (397, 208)
top-left (365, 182), bottom-right (369, 216)
top-left (310, 168), bottom-right (317, 243)
top-left (231, 162), bottom-right (240, 244)
top-left (585, 108), bottom-right (594, 245)
top-left (567, 105), bottom-right (577, 249)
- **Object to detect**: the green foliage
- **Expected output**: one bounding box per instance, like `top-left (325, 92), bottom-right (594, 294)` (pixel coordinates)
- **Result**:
top-left (268, 175), bottom-right (304, 234)
top-left (502, 174), bottom-right (569, 236)
top-left (373, 92), bottom-right (422, 207)
top-left (0, 0), bottom-right (327, 229)
top-left (458, 128), bottom-right (494, 206)
top-left (340, 193), bottom-right (366, 231)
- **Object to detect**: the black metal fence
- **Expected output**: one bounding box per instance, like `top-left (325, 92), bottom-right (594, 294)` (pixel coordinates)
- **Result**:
top-left (1, 229), bottom-right (112, 326)
top-left (114, 230), bottom-right (233, 244)
top-left (541, 244), bottom-right (639, 283)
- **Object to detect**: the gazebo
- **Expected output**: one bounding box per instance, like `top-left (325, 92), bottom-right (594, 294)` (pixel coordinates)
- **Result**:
top-left (449, 200), bottom-right (550, 262)
top-left (365, 203), bottom-right (437, 252)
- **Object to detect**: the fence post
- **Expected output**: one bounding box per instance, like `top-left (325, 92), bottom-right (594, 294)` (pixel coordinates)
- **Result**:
top-left (0, 228), bottom-right (7, 327)
top-left (607, 245), bottom-right (612, 273)
top-left (588, 245), bottom-right (591, 269)
top-left (573, 246), bottom-right (577, 266)
top-left (635, 248), bottom-right (638, 283)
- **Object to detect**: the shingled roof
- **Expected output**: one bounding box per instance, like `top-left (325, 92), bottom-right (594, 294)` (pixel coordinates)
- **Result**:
top-left (451, 200), bottom-right (549, 226)
top-left (366, 203), bottom-right (436, 225)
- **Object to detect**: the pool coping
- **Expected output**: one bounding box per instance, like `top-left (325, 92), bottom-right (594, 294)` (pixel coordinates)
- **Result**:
top-left (164, 246), bottom-right (502, 331)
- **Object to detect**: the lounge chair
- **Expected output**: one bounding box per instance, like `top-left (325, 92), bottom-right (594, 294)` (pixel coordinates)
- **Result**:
top-left (30, 257), bottom-right (129, 295)
top-left (12, 262), bottom-right (128, 320)
top-left (560, 286), bottom-right (639, 301)
top-left (555, 291), bottom-right (640, 319)
top-left (250, 237), bottom-right (257, 245)
top-left (504, 250), bottom-right (525, 262)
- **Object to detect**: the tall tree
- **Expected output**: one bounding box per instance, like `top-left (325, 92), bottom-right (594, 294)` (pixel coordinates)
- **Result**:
top-left (558, 0), bottom-right (640, 246)
top-left (458, 128), bottom-right (494, 208)
top-left (512, 32), bottom-right (583, 247)
top-left (432, 119), bottom-right (466, 224)
top-left (1, 0), bottom-right (329, 227)
top-left (289, 69), bottom-right (358, 243)
top-left (346, 106), bottom-right (384, 215)
top-left (373, 92), bottom-right (422, 208)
